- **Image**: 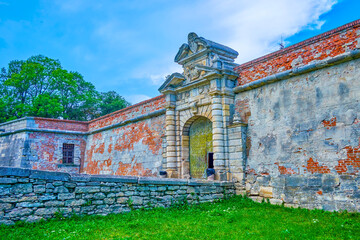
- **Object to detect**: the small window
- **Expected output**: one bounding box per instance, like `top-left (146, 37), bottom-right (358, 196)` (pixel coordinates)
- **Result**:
top-left (208, 152), bottom-right (214, 168)
top-left (63, 143), bottom-right (74, 164)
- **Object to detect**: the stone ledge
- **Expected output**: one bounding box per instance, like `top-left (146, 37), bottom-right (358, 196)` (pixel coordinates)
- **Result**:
top-left (90, 175), bottom-right (138, 183)
top-left (138, 177), bottom-right (188, 185)
top-left (30, 170), bottom-right (70, 182)
top-left (0, 167), bottom-right (31, 177)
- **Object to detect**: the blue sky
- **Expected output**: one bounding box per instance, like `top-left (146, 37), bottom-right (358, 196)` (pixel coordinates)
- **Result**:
top-left (0, 0), bottom-right (359, 104)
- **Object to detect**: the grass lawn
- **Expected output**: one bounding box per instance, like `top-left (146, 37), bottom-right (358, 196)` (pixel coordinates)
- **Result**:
top-left (0, 196), bottom-right (359, 240)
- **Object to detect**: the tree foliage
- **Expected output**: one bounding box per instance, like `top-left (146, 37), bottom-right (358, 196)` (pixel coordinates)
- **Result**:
top-left (0, 55), bottom-right (130, 123)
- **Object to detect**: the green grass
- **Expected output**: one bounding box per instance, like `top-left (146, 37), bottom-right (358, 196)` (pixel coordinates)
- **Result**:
top-left (1, 196), bottom-right (360, 240)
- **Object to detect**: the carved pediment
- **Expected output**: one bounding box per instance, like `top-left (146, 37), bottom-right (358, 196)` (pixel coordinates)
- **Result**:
top-left (160, 32), bottom-right (239, 93)
top-left (174, 32), bottom-right (238, 65)
top-left (158, 73), bottom-right (185, 92)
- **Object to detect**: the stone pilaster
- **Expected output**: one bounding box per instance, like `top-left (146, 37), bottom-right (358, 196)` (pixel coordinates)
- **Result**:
top-left (210, 91), bottom-right (226, 180)
top-left (165, 94), bottom-right (178, 178)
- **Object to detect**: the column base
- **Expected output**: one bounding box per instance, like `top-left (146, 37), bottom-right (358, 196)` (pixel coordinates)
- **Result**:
top-left (215, 170), bottom-right (228, 181)
top-left (166, 169), bottom-right (179, 178)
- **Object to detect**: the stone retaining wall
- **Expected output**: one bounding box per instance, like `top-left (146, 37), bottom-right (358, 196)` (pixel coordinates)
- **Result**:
top-left (0, 167), bottom-right (234, 225)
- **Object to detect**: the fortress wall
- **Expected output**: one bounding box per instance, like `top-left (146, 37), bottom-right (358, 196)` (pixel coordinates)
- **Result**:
top-left (235, 19), bottom-right (360, 86)
top-left (233, 53), bottom-right (360, 211)
top-left (0, 119), bottom-right (29, 168)
top-left (88, 95), bottom-right (166, 131)
top-left (83, 95), bottom-right (166, 177)
top-left (0, 167), bottom-right (234, 225)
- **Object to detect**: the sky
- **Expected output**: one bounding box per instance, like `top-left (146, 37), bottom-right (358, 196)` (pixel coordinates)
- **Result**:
top-left (0, 0), bottom-right (359, 104)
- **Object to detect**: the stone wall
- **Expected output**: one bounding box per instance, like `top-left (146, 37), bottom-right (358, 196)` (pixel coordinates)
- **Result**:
top-left (0, 96), bottom-right (166, 176)
top-left (232, 46), bottom-right (360, 211)
top-left (83, 95), bottom-right (166, 176)
top-left (0, 167), bottom-right (234, 225)
top-left (0, 119), bottom-right (28, 168)
top-left (0, 117), bottom-right (88, 173)
top-left (235, 19), bottom-right (360, 86)
top-left (83, 115), bottom-right (165, 176)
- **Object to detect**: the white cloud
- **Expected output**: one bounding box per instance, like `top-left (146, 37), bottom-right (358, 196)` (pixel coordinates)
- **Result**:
top-left (125, 94), bottom-right (152, 105)
top-left (197, 0), bottom-right (338, 63)
top-left (129, 0), bottom-right (338, 83)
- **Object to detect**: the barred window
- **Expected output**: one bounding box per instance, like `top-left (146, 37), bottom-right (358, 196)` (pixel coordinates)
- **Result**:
top-left (63, 143), bottom-right (74, 164)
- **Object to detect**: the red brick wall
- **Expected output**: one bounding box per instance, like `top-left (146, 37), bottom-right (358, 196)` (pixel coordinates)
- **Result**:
top-left (28, 132), bottom-right (87, 174)
top-left (88, 95), bottom-right (166, 131)
top-left (34, 118), bottom-right (88, 132)
top-left (235, 19), bottom-right (360, 86)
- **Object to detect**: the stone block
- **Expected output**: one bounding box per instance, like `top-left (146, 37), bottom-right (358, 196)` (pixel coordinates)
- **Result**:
top-left (75, 186), bottom-right (100, 193)
top-left (58, 193), bottom-right (75, 200)
top-left (93, 193), bottom-right (106, 200)
top-left (65, 199), bottom-right (86, 207)
top-left (45, 201), bottom-right (65, 207)
top-left (16, 202), bottom-right (42, 208)
top-left (39, 195), bottom-right (56, 201)
top-left (117, 197), bottom-right (128, 204)
top-left (0, 178), bottom-right (17, 184)
top-left (285, 176), bottom-right (306, 187)
top-left (10, 183), bottom-right (32, 194)
top-left (34, 185), bottom-right (46, 193)
top-left (35, 208), bottom-right (58, 216)
top-left (104, 198), bottom-right (115, 204)
top-left (259, 186), bottom-right (273, 198)
top-left (54, 186), bottom-right (69, 193)
top-left (269, 199), bottom-right (283, 205)
top-left (0, 203), bottom-right (12, 211)
top-left (322, 175), bottom-right (340, 187)
top-left (30, 170), bottom-right (70, 182)
top-left (6, 208), bottom-right (33, 218)
top-left (0, 168), bottom-right (30, 177)
top-left (26, 215), bottom-right (43, 223)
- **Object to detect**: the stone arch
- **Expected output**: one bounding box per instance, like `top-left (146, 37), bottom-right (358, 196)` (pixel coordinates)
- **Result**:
top-left (181, 115), bottom-right (213, 179)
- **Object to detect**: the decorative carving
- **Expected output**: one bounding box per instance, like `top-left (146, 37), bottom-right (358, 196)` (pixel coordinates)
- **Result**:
top-left (209, 52), bottom-right (222, 69)
top-left (188, 32), bottom-right (198, 53)
top-left (190, 101), bottom-right (198, 115)
top-left (184, 64), bottom-right (200, 81)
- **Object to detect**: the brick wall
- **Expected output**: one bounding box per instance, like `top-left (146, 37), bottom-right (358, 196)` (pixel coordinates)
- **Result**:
top-left (88, 95), bottom-right (166, 131)
top-left (84, 115), bottom-right (165, 176)
top-left (235, 19), bottom-right (360, 86)
top-left (0, 167), bottom-right (234, 225)
top-left (83, 95), bottom-right (166, 177)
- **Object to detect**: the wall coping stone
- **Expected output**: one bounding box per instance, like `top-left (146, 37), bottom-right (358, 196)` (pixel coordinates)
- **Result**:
top-left (0, 167), bottom-right (31, 177)
top-left (0, 167), bottom-right (235, 186)
top-left (30, 170), bottom-right (70, 182)
top-left (90, 175), bottom-right (138, 183)
top-left (0, 109), bottom-right (166, 137)
top-left (138, 177), bottom-right (188, 185)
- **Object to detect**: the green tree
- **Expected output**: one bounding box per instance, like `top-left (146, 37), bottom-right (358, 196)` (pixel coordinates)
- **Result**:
top-left (0, 55), bottom-right (130, 123)
top-left (97, 91), bottom-right (131, 116)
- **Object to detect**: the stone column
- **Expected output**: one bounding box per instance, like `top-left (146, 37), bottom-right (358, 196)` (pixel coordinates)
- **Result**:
top-left (165, 94), bottom-right (178, 178)
top-left (210, 91), bottom-right (226, 180)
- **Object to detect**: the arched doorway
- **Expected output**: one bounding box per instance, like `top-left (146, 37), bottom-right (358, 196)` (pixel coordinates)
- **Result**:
top-left (188, 117), bottom-right (213, 178)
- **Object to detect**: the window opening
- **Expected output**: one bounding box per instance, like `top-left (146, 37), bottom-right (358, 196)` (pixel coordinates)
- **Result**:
top-left (63, 143), bottom-right (74, 164)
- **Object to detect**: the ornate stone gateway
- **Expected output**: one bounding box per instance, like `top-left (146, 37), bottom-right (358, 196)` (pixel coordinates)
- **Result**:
top-left (189, 117), bottom-right (213, 178)
top-left (159, 32), bottom-right (246, 181)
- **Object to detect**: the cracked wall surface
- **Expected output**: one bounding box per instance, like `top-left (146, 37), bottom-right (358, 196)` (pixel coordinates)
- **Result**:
top-left (234, 49), bottom-right (360, 211)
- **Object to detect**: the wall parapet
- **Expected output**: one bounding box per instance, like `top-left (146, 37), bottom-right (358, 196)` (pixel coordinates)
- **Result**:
top-left (235, 19), bottom-right (360, 86)
top-left (0, 167), bottom-right (235, 225)
top-left (233, 48), bottom-right (360, 93)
